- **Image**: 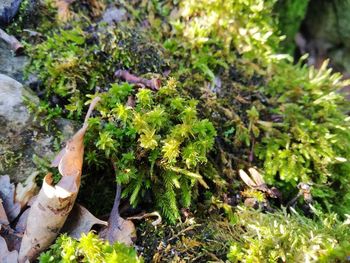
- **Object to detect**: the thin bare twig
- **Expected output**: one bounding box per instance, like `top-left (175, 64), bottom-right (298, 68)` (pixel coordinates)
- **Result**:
top-left (0, 29), bottom-right (24, 55)
top-left (167, 224), bottom-right (201, 242)
top-left (114, 70), bottom-right (161, 91)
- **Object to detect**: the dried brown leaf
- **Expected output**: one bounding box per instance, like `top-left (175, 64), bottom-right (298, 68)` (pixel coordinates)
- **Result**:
top-left (18, 97), bottom-right (101, 263)
top-left (99, 217), bottom-right (136, 246)
top-left (99, 183), bottom-right (136, 246)
top-left (15, 172), bottom-right (39, 209)
top-left (15, 209), bottom-right (30, 235)
top-left (18, 174), bottom-right (78, 262)
top-left (0, 175), bottom-right (21, 222)
top-left (52, 96), bottom-right (101, 179)
top-left (0, 198), bottom-right (9, 225)
top-left (0, 223), bottom-right (23, 252)
top-left (62, 204), bottom-right (107, 239)
top-left (0, 236), bottom-right (19, 263)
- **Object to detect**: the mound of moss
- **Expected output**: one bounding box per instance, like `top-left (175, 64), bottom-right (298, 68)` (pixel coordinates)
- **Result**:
top-left (10, 0), bottom-right (350, 261)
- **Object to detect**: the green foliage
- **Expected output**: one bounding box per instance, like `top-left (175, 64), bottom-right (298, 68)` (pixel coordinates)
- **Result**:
top-left (149, 0), bottom-right (350, 217)
top-left (26, 23), bottom-right (166, 119)
top-left (0, 142), bottom-right (22, 172)
top-left (255, 60), bottom-right (350, 213)
top-left (227, 207), bottom-right (350, 262)
top-left (39, 232), bottom-right (143, 263)
top-left (162, 0), bottom-right (285, 80)
top-left (24, 2), bottom-right (350, 260)
top-left (86, 79), bottom-right (216, 223)
top-left (275, 0), bottom-right (309, 53)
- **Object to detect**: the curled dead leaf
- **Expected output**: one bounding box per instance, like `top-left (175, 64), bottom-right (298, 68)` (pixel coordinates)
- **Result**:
top-left (18, 174), bottom-right (78, 262)
top-left (62, 204), bottom-right (107, 239)
top-left (15, 172), bottom-right (39, 209)
top-left (0, 236), bottom-right (19, 263)
top-left (0, 198), bottom-right (9, 225)
top-left (99, 217), bottom-right (136, 246)
top-left (18, 97), bottom-right (101, 262)
top-left (0, 175), bottom-right (21, 223)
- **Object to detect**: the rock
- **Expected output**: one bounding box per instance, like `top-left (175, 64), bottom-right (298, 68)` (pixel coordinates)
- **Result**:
top-left (0, 0), bottom-right (22, 25)
top-left (0, 41), bottom-right (28, 82)
top-left (0, 74), bottom-right (38, 136)
top-left (0, 74), bottom-right (75, 182)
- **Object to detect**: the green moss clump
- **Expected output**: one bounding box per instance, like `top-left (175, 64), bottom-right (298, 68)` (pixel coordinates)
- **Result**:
top-left (26, 24), bottom-right (167, 119)
top-left (148, 0), bottom-right (350, 216)
top-left (21, 1), bottom-right (350, 260)
top-left (39, 232), bottom-right (143, 263)
top-left (227, 207), bottom-right (350, 262)
top-left (256, 59), bottom-right (350, 213)
top-left (85, 79), bottom-right (216, 223)
top-left (26, 22), bottom-right (214, 223)
top-left (275, 0), bottom-right (310, 54)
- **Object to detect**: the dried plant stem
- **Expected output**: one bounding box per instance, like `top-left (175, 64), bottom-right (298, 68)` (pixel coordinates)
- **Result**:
top-left (0, 29), bottom-right (24, 55)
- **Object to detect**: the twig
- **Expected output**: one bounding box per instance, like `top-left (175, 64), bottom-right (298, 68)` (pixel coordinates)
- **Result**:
top-left (286, 192), bottom-right (301, 208)
top-left (114, 70), bottom-right (161, 91)
top-left (0, 28), bottom-right (24, 56)
top-left (167, 224), bottom-right (201, 242)
top-left (127, 211), bottom-right (162, 226)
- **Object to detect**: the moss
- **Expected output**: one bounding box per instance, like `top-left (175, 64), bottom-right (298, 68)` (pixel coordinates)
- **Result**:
top-left (26, 23), bottom-right (167, 119)
top-left (19, 0), bottom-right (350, 260)
top-left (136, 214), bottom-right (235, 262)
top-left (227, 207), bottom-right (350, 262)
top-left (0, 147), bottom-right (22, 172)
top-left (39, 232), bottom-right (143, 263)
top-left (275, 0), bottom-right (310, 54)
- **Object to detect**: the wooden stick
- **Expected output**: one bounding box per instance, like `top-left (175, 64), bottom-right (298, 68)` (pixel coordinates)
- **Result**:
top-left (114, 70), bottom-right (161, 91)
top-left (0, 28), bottom-right (24, 56)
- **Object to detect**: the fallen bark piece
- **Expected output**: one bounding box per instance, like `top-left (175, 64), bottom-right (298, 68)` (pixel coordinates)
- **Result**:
top-left (15, 172), bottom-right (39, 209)
top-left (0, 236), bottom-right (19, 263)
top-left (114, 70), bottom-right (161, 91)
top-left (0, 28), bottom-right (24, 55)
top-left (0, 175), bottom-right (21, 223)
top-left (62, 204), bottom-right (107, 239)
top-left (0, 198), bottom-right (9, 225)
top-left (18, 174), bottom-right (78, 262)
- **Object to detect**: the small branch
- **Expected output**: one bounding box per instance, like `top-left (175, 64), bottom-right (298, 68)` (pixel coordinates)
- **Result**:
top-left (127, 211), bottom-right (162, 226)
top-left (167, 224), bottom-right (201, 242)
top-left (286, 192), bottom-right (301, 208)
top-left (0, 29), bottom-right (24, 56)
top-left (114, 70), bottom-right (161, 91)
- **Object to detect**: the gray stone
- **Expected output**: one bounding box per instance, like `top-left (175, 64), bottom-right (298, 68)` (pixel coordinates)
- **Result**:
top-left (0, 74), bottom-right (75, 182)
top-left (0, 41), bottom-right (28, 82)
top-left (0, 74), bottom-right (38, 136)
top-left (0, 0), bottom-right (22, 25)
